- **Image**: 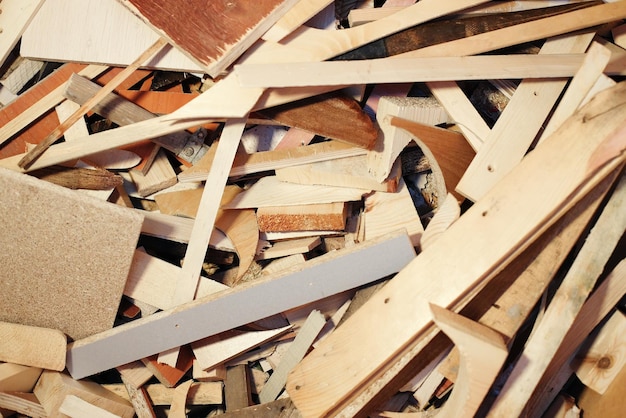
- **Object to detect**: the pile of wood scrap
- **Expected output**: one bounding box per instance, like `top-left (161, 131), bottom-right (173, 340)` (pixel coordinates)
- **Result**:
top-left (0, 0), bottom-right (625, 416)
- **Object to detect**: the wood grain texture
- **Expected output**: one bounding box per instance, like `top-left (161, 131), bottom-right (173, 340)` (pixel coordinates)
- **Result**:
top-left (0, 168), bottom-right (143, 340)
top-left (0, 322), bottom-right (66, 371)
top-left (0, 0), bottom-right (45, 68)
top-left (119, 0), bottom-right (300, 76)
top-left (0, 363), bottom-right (42, 392)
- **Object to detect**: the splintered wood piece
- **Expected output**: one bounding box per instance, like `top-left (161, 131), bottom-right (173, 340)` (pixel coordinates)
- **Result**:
top-left (487, 171), bottom-right (626, 417)
top-left (18, 37), bottom-right (168, 169)
top-left (168, 379), bottom-right (193, 418)
top-left (276, 153), bottom-right (400, 192)
top-left (420, 193), bottom-right (460, 251)
top-left (539, 41), bottom-right (612, 142)
top-left (390, 115), bottom-right (475, 202)
top-left (0, 322), bottom-right (66, 371)
top-left (179, 140), bottom-right (366, 183)
top-left (66, 231), bottom-right (415, 379)
top-left (427, 81), bottom-right (490, 152)
top-left (257, 202), bottom-right (348, 232)
top-left (116, 361), bottom-right (154, 389)
top-left (225, 364), bottom-right (253, 411)
top-left (128, 149), bottom-right (177, 197)
top-left (20, 0), bottom-right (201, 71)
top-left (259, 92), bottom-right (378, 149)
top-left (54, 99), bottom-right (90, 142)
top-left (427, 304), bottom-right (507, 418)
top-left (363, 177), bottom-right (424, 247)
top-left (0, 168), bottom-right (143, 340)
top-left (34, 370), bottom-right (135, 418)
top-left (456, 32), bottom-right (594, 202)
top-left (142, 346), bottom-right (194, 388)
top-left (0, 363), bottom-right (42, 392)
top-left (193, 326), bottom-right (293, 372)
top-left (0, 392), bottom-right (46, 418)
top-left (525, 259), bottom-right (626, 416)
top-left (257, 237), bottom-right (321, 260)
top-left (235, 54), bottom-right (585, 88)
top-left (0, 63), bottom-right (107, 156)
top-left (262, 0), bottom-right (332, 42)
top-left (259, 310), bottom-right (326, 403)
top-left (118, 0), bottom-right (299, 76)
top-left (575, 311), bottom-right (626, 395)
top-left (29, 166), bottom-right (123, 190)
top-left (0, 0), bottom-right (45, 68)
top-left (224, 175), bottom-right (367, 209)
top-left (59, 395), bottom-right (121, 418)
top-left (284, 81), bottom-right (626, 418)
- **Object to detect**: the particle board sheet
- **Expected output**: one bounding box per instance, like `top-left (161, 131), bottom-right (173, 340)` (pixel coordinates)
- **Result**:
top-left (20, 0), bottom-right (203, 72)
top-left (0, 168), bottom-right (143, 340)
top-left (118, 0), bottom-right (299, 76)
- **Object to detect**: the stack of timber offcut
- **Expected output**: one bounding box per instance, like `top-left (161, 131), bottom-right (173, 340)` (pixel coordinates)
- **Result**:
top-left (0, 0), bottom-right (625, 416)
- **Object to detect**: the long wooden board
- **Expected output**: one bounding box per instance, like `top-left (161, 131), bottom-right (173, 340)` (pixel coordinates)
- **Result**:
top-left (0, 0), bottom-right (45, 67)
top-left (284, 81), bottom-right (626, 418)
top-left (65, 231), bottom-right (416, 379)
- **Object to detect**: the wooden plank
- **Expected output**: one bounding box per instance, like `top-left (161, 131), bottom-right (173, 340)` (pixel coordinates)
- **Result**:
top-left (259, 310), bottom-right (326, 403)
top-left (118, 0), bottom-right (300, 77)
top-left (20, 0), bottom-right (202, 72)
top-left (66, 230), bottom-right (415, 379)
top-left (223, 175), bottom-right (367, 209)
top-left (284, 80), bottom-right (626, 418)
top-left (225, 364), bottom-right (253, 411)
top-left (455, 32), bottom-right (594, 202)
top-left (262, 0), bottom-right (332, 42)
top-left (235, 54), bottom-right (586, 88)
top-left (18, 37), bottom-right (169, 169)
top-left (0, 168), bottom-right (143, 340)
top-left (0, 322), bottom-right (66, 371)
top-left (0, 363), bottom-right (42, 392)
top-left (103, 382), bottom-right (223, 406)
top-left (59, 395), bottom-right (121, 418)
top-left (179, 140), bottom-right (366, 183)
top-left (486, 170), bottom-right (626, 416)
top-left (257, 202), bottom-right (348, 232)
top-left (0, 0), bottom-right (45, 67)
top-left (34, 370), bottom-right (135, 418)
top-left (363, 178), bottom-right (424, 247)
top-left (575, 311), bottom-right (626, 395)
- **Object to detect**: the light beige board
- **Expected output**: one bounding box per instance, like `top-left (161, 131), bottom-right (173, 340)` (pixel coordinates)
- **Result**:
top-left (0, 168), bottom-right (143, 340)
top-left (0, 322), bottom-right (66, 371)
top-left (20, 0), bottom-right (203, 72)
top-left (0, 0), bottom-right (45, 68)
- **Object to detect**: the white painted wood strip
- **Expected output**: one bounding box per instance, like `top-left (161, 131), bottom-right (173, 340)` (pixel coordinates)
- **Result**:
top-left (65, 231), bottom-right (415, 379)
top-left (20, 0), bottom-right (203, 72)
top-left (234, 54), bottom-right (585, 88)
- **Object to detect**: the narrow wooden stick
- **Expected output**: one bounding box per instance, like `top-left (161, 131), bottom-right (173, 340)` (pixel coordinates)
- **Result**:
top-left (18, 37), bottom-right (168, 169)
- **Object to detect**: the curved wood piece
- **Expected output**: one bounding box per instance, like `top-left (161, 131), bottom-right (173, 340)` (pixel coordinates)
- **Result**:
top-left (429, 304), bottom-right (507, 418)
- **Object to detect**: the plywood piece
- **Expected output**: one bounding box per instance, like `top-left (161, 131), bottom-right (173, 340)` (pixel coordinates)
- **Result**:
top-left (118, 0), bottom-right (299, 76)
top-left (0, 392), bottom-right (46, 418)
top-left (363, 177), bottom-right (424, 247)
top-left (66, 230), bottom-right (415, 379)
top-left (224, 175), bottom-right (367, 209)
top-left (20, 0), bottom-right (202, 71)
top-left (0, 322), bottom-right (66, 371)
top-left (284, 80), bottom-right (626, 418)
top-left (0, 168), bottom-right (143, 340)
top-left (34, 370), bottom-right (135, 418)
top-left (257, 202), bottom-right (348, 232)
top-left (0, 363), bottom-right (42, 392)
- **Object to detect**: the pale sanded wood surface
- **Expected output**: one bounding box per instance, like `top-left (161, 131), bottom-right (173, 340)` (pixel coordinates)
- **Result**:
top-left (20, 0), bottom-right (202, 71)
top-left (0, 168), bottom-right (143, 340)
top-left (0, 392), bottom-right (46, 418)
top-left (167, 379), bottom-right (193, 418)
top-left (34, 370), bottom-right (135, 418)
top-left (258, 236), bottom-right (321, 260)
top-left (66, 231), bottom-right (415, 379)
top-left (0, 0), bottom-right (45, 70)
top-left (0, 322), bottom-right (66, 371)
top-left (285, 81), bottom-right (626, 418)
top-left (118, 0), bottom-right (299, 76)
top-left (59, 395), bottom-right (121, 418)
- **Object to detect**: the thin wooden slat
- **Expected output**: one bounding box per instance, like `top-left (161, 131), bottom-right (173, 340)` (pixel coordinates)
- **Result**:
top-left (263, 0), bottom-right (333, 42)
top-left (0, 0), bottom-right (45, 67)
top-left (103, 382), bottom-right (224, 406)
top-left (66, 230), bottom-right (415, 379)
top-left (284, 80), bottom-right (626, 418)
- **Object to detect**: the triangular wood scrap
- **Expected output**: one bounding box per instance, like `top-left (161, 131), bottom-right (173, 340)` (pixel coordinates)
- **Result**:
top-left (257, 202), bottom-right (349, 232)
top-left (258, 91), bottom-right (379, 149)
top-left (223, 175), bottom-right (368, 209)
top-left (275, 153), bottom-right (401, 192)
top-left (0, 363), bottom-right (43, 392)
top-left (118, 0), bottom-right (300, 76)
top-left (257, 236), bottom-right (322, 260)
top-left (141, 345), bottom-right (194, 388)
top-left (363, 177), bottom-right (424, 247)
